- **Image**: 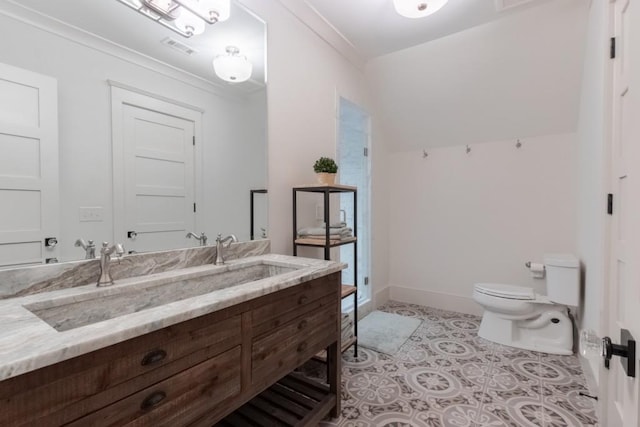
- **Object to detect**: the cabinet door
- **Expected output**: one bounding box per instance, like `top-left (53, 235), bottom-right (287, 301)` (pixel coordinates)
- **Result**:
top-left (252, 303), bottom-right (338, 388)
top-left (70, 346), bottom-right (241, 427)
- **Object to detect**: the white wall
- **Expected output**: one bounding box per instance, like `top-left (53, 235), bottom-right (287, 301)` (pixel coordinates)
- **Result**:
top-left (388, 133), bottom-right (577, 314)
top-left (361, 0), bottom-right (588, 314)
top-left (366, 0), bottom-right (589, 152)
top-left (0, 13), bottom-right (266, 260)
top-left (241, 0), bottom-right (390, 301)
top-left (575, 0), bottom-right (609, 385)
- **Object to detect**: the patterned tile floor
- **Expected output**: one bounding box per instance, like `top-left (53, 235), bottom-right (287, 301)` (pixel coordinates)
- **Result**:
top-left (301, 301), bottom-right (599, 427)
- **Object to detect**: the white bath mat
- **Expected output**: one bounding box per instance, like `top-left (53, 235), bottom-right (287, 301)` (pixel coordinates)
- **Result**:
top-left (358, 311), bottom-right (422, 355)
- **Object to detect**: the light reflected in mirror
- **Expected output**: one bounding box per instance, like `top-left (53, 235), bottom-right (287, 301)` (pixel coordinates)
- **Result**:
top-left (0, 0), bottom-right (268, 268)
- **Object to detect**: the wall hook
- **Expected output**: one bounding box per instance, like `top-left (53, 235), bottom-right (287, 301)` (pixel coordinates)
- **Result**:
top-left (423, 150), bottom-right (428, 158)
top-left (466, 145), bottom-right (471, 154)
top-left (516, 139), bottom-right (522, 149)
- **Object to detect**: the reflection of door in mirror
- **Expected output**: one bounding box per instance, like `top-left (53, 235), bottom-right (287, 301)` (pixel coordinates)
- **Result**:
top-left (0, 63), bottom-right (59, 269)
top-left (112, 87), bottom-right (200, 254)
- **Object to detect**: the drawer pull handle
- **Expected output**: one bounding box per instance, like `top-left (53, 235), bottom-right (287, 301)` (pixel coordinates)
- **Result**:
top-left (140, 391), bottom-right (166, 411)
top-left (298, 320), bottom-right (308, 330)
top-left (141, 349), bottom-right (167, 366)
top-left (297, 342), bottom-right (308, 352)
top-left (298, 295), bottom-right (308, 305)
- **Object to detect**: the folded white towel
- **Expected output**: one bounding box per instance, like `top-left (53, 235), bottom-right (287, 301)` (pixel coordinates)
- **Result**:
top-left (322, 221), bottom-right (347, 228)
top-left (297, 226), bottom-right (353, 237)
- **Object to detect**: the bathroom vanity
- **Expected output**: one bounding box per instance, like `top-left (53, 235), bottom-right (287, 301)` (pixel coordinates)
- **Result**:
top-left (0, 249), bottom-right (344, 426)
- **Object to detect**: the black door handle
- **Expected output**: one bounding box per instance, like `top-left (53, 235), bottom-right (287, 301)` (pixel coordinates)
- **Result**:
top-left (602, 329), bottom-right (636, 378)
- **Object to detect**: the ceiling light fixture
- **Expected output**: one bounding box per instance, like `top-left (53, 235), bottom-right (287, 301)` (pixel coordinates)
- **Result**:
top-left (393, 0), bottom-right (449, 18)
top-left (213, 46), bottom-right (252, 83)
top-left (115, 0), bottom-right (230, 38)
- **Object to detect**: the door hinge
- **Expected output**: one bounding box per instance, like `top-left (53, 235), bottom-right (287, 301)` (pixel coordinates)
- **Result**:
top-left (192, 136), bottom-right (195, 146)
top-left (607, 193), bottom-right (613, 215)
top-left (364, 276), bottom-right (369, 285)
top-left (363, 147), bottom-right (369, 157)
top-left (610, 37), bottom-right (616, 59)
top-left (193, 203), bottom-right (197, 213)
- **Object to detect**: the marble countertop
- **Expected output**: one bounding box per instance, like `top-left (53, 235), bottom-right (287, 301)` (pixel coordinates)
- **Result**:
top-left (0, 254), bottom-right (345, 381)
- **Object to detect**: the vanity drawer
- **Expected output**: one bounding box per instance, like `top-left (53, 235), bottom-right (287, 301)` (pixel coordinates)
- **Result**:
top-left (252, 273), bottom-right (339, 338)
top-left (69, 346), bottom-right (241, 427)
top-left (0, 311), bottom-right (241, 426)
top-left (252, 303), bottom-right (338, 387)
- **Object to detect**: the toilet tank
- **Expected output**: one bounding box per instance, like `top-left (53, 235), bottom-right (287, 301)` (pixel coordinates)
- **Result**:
top-left (544, 253), bottom-right (580, 306)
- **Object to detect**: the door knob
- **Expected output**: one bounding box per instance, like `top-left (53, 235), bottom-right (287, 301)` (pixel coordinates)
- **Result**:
top-left (580, 329), bottom-right (636, 378)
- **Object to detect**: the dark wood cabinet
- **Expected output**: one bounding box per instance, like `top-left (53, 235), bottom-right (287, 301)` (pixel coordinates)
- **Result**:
top-left (1, 273), bottom-right (341, 426)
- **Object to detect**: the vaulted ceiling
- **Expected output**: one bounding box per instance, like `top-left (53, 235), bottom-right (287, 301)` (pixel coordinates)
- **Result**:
top-left (303, 0), bottom-right (555, 59)
top-left (364, 0), bottom-right (589, 150)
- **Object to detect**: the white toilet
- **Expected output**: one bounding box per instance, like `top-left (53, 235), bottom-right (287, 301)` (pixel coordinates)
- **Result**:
top-left (472, 254), bottom-right (580, 355)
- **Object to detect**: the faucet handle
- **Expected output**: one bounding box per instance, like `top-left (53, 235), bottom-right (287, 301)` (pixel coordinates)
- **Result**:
top-left (114, 243), bottom-right (125, 257)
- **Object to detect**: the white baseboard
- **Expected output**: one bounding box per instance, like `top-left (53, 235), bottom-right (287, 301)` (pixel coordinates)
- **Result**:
top-left (579, 354), bottom-right (599, 396)
top-left (374, 286), bottom-right (391, 308)
top-left (388, 285), bottom-right (484, 316)
top-left (358, 299), bottom-right (374, 320)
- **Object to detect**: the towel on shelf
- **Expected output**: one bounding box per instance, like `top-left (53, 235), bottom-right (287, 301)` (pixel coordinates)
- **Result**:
top-left (321, 221), bottom-right (347, 229)
top-left (298, 227), bottom-right (353, 237)
top-left (341, 312), bottom-right (355, 342)
top-left (297, 226), bottom-right (353, 238)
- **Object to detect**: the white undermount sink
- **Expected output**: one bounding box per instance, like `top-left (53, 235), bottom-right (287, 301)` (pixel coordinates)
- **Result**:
top-left (24, 261), bottom-right (300, 332)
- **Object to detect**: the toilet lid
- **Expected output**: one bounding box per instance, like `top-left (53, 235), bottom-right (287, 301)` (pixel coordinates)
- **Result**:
top-left (474, 283), bottom-right (535, 300)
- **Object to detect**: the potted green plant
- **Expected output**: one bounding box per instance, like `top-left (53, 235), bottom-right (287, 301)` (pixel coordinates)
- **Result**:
top-left (313, 157), bottom-right (338, 185)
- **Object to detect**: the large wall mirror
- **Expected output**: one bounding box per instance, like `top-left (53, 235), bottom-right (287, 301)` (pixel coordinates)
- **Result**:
top-left (0, 0), bottom-right (267, 267)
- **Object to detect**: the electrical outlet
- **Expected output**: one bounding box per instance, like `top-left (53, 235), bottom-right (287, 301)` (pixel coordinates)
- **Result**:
top-left (79, 207), bottom-right (104, 222)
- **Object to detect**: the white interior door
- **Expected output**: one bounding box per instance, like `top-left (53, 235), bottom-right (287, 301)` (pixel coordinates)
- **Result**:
top-left (602, 0), bottom-right (639, 425)
top-left (0, 62), bottom-right (58, 268)
top-left (112, 87), bottom-right (201, 254)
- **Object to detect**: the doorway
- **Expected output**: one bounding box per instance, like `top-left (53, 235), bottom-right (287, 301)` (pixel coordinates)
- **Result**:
top-left (600, 0), bottom-right (639, 424)
top-left (338, 97), bottom-right (371, 305)
top-left (111, 86), bottom-right (201, 253)
top-left (0, 63), bottom-right (58, 268)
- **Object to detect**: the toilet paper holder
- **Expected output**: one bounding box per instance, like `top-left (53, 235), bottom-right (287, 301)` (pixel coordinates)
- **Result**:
top-left (525, 261), bottom-right (546, 277)
top-left (525, 261), bottom-right (545, 269)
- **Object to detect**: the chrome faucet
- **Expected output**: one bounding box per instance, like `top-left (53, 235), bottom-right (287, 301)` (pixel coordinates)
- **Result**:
top-left (97, 242), bottom-right (125, 286)
top-left (215, 234), bottom-right (237, 265)
top-left (75, 238), bottom-right (96, 259)
top-left (186, 231), bottom-right (208, 246)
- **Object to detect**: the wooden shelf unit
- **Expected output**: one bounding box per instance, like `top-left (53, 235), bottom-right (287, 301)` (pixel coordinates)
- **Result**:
top-left (341, 285), bottom-right (357, 298)
top-left (293, 184), bottom-right (358, 357)
top-left (294, 236), bottom-right (357, 247)
top-left (215, 373), bottom-right (334, 427)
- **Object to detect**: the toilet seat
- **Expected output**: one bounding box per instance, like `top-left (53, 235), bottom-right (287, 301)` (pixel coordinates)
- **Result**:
top-left (474, 283), bottom-right (535, 300)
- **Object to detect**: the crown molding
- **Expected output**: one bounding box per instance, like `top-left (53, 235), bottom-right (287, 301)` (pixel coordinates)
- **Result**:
top-left (272, 0), bottom-right (366, 71)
